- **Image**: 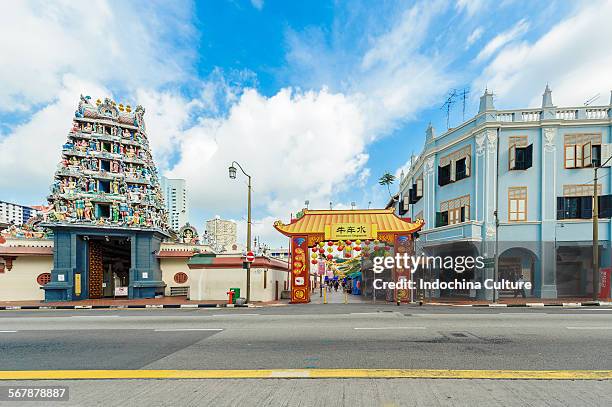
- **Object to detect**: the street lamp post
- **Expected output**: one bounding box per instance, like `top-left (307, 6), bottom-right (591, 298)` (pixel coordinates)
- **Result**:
top-left (592, 155), bottom-right (612, 301)
top-left (229, 161), bottom-right (252, 303)
top-left (594, 166), bottom-right (599, 301)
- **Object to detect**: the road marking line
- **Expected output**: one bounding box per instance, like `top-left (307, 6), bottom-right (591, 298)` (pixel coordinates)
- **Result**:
top-left (499, 313), bottom-right (548, 316)
top-left (212, 314), bottom-right (259, 316)
top-left (70, 315), bottom-right (120, 318)
top-left (354, 327), bottom-right (426, 330)
top-left (0, 330), bottom-right (17, 333)
top-left (350, 312), bottom-right (381, 315)
top-left (566, 326), bottom-right (612, 330)
top-left (154, 328), bottom-right (223, 332)
top-left (0, 369), bottom-right (611, 380)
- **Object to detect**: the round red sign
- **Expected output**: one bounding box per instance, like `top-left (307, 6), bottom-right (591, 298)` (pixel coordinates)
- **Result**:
top-left (246, 251), bottom-right (255, 262)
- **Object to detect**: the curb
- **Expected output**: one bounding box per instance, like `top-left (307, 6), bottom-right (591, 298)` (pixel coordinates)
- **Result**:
top-left (1, 301), bottom-right (609, 311)
top-left (0, 302), bottom-right (272, 311)
top-left (0, 303), bottom-right (225, 311)
top-left (445, 301), bottom-right (610, 308)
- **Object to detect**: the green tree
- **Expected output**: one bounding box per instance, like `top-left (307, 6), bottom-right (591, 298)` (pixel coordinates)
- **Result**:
top-left (378, 172), bottom-right (396, 199)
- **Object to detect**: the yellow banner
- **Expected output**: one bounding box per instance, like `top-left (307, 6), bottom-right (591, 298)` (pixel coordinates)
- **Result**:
top-left (329, 223), bottom-right (371, 240)
top-left (75, 273), bottom-right (81, 296)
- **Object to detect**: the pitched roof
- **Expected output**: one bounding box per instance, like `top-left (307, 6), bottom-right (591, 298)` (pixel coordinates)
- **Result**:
top-left (273, 208), bottom-right (423, 236)
top-left (187, 254), bottom-right (289, 271)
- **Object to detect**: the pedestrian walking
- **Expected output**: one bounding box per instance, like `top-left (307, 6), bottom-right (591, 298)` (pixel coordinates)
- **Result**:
top-left (514, 275), bottom-right (526, 298)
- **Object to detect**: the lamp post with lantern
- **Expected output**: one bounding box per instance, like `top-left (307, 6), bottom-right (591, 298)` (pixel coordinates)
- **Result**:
top-left (228, 161), bottom-right (252, 303)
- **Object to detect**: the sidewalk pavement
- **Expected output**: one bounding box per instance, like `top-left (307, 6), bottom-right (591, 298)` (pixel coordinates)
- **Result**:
top-left (1, 294), bottom-right (610, 310)
top-left (419, 296), bottom-right (612, 307)
top-left (0, 296), bottom-right (288, 310)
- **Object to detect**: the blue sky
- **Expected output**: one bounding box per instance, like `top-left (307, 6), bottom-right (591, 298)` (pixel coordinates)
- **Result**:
top-left (1, 0), bottom-right (611, 246)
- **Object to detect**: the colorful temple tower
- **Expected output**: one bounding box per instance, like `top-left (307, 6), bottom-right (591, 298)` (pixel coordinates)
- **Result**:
top-left (43, 95), bottom-right (169, 301)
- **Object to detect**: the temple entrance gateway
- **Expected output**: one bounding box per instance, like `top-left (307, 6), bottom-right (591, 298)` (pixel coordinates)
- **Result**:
top-left (86, 236), bottom-right (132, 298)
top-left (274, 208), bottom-right (424, 304)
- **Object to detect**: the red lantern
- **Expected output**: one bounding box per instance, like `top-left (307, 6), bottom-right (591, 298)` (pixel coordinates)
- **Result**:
top-left (354, 246), bottom-right (361, 251)
top-left (345, 253), bottom-right (352, 258)
top-left (385, 246), bottom-right (391, 251)
top-left (327, 254), bottom-right (333, 260)
top-left (318, 248), bottom-right (325, 254)
top-left (311, 259), bottom-right (317, 265)
top-left (373, 246), bottom-right (379, 251)
top-left (364, 240), bottom-right (370, 245)
top-left (345, 240), bottom-right (352, 245)
top-left (327, 241), bottom-right (334, 246)
top-left (337, 246), bottom-right (344, 251)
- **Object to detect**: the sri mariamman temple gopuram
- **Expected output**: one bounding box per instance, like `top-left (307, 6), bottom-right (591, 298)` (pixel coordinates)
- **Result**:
top-left (0, 96), bottom-right (294, 303)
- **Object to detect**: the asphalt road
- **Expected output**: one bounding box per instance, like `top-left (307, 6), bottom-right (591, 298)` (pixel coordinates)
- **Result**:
top-left (1, 305), bottom-right (612, 406)
top-left (1, 305), bottom-right (612, 371)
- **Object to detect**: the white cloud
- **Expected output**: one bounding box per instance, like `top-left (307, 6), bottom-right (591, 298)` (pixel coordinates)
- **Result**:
top-left (0, 76), bottom-right (109, 204)
top-left (0, 1), bottom-right (193, 112)
top-left (134, 89), bottom-right (195, 170)
top-left (455, 0), bottom-right (484, 17)
top-left (162, 2), bottom-right (459, 245)
top-left (466, 27), bottom-right (484, 47)
top-left (475, 18), bottom-right (529, 63)
top-left (168, 87), bottom-right (368, 212)
top-left (250, 0), bottom-right (264, 10)
top-left (285, 1), bottom-right (454, 136)
top-left (354, 1), bottom-right (454, 135)
top-left (473, 1), bottom-right (612, 108)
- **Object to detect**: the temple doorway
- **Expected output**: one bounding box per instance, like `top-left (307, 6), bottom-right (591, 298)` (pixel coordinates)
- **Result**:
top-left (88, 236), bottom-right (131, 299)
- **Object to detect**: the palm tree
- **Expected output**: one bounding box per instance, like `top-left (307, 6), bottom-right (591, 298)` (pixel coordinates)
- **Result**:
top-left (378, 172), bottom-right (396, 199)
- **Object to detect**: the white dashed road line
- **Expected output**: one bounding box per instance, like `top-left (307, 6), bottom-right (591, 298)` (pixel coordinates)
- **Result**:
top-left (154, 328), bottom-right (224, 332)
top-left (354, 327), bottom-right (426, 330)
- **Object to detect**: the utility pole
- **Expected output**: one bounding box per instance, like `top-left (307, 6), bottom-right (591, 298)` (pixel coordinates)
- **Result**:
top-left (593, 167), bottom-right (599, 301)
top-left (246, 175), bottom-right (252, 303)
top-left (592, 155), bottom-right (611, 300)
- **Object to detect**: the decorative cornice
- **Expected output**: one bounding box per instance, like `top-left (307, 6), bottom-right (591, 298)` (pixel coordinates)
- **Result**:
top-left (424, 156), bottom-right (436, 175)
top-left (543, 127), bottom-right (557, 152)
top-left (475, 132), bottom-right (486, 156)
top-left (486, 129), bottom-right (497, 153)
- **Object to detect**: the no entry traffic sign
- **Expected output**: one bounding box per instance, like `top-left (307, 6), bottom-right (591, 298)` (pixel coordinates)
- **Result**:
top-left (245, 251), bottom-right (255, 262)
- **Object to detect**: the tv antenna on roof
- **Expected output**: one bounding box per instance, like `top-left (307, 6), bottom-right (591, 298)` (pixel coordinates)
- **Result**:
top-left (459, 88), bottom-right (470, 121)
top-left (584, 93), bottom-right (600, 106)
top-left (441, 89), bottom-right (457, 130)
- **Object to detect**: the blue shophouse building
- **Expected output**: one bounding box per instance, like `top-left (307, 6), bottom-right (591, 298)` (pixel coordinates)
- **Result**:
top-left (397, 86), bottom-right (612, 299)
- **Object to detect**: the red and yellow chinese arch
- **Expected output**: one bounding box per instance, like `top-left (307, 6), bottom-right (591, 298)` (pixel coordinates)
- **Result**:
top-left (274, 208), bottom-right (424, 303)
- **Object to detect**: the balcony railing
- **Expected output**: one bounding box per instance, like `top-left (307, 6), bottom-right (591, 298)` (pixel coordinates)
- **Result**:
top-left (556, 110), bottom-right (578, 120)
top-left (489, 106), bottom-right (610, 123)
top-left (497, 113), bottom-right (514, 122)
top-left (521, 111), bottom-right (541, 122)
top-left (586, 108), bottom-right (608, 119)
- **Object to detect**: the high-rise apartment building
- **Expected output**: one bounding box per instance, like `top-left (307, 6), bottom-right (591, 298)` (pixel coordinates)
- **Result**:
top-left (160, 177), bottom-right (188, 231)
top-left (205, 217), bottom-right (237, 251)
top-left (0, 201), bottom-right (39, 226)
